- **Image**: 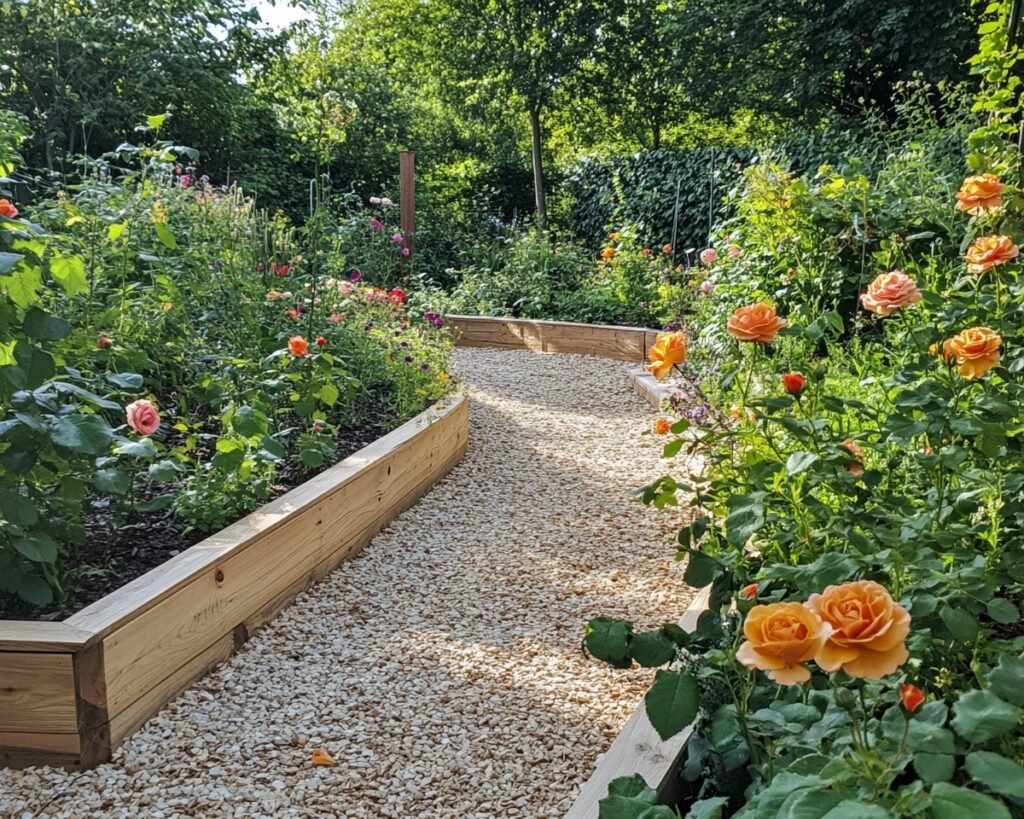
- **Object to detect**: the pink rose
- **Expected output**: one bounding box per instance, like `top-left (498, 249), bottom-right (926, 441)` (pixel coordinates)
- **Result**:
top-left (728, 244), bottom-right (741, 260)
top-left (370, 218), bottom-right (383, 231)
top-left (391, 232), bottom-right (404, 244)
top-left (700, 279), bottom-right (713, 294)
top-left (700, 248), bottom-right (718, 265)
top-left (126, 399), bottom-right (160, 435)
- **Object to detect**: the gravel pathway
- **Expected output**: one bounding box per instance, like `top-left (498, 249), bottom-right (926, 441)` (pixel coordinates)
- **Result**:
top-left (2, 348), bottom-right (693, 819)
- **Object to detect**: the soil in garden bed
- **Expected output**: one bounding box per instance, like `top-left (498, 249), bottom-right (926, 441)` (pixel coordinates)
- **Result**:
top-left (1, 398), bottom-right (403, 622)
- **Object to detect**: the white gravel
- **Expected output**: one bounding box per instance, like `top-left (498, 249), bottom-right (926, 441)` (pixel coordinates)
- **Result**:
top-left (1, 348), bottom-right (693, 819)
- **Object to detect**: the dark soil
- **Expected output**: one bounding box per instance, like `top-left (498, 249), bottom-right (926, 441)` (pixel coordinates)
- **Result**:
top-left (1, 399), bottom-right (399, 621)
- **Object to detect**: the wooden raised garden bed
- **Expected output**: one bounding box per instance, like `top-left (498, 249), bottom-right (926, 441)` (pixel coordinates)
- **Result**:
top-left (0, 394), bottom-right (468, 770)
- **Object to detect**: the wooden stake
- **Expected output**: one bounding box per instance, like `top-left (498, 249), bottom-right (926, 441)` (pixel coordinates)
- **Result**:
top-left (400, 152), bottom-right (415, 261)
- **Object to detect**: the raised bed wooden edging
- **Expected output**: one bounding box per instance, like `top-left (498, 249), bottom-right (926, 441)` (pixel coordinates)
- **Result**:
top-left (448, 315), bottom-right (660, 363)
top-left (0, 394), bottom-right (469, 770)
top-left (565, 587), bottom-right (711, 819)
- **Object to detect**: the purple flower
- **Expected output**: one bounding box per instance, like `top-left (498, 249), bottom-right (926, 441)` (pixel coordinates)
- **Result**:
top-left (432, 317), bottom-right (445, 328)
top-left (423, 311), bottom-right (438, 322)
top-left (370, 218), bottom-right (383, 231)
top-left (420, 363), bottom-right (430, 371)
top-left (364, 322), bottom-right (374, 331)
top-left (404, 355), bottom-right (414, 363)
top-left (350, 270), bottom-right (362, 282)
top-left (401, 247), bottom-right (411, 257)
top-left (391, 232), bottom-right (404, 244)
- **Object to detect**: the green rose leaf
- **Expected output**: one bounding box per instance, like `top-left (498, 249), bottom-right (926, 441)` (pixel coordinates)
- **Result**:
top-left (786, 451), bottom-right (818, 476)
top-left (965, 751), bottom-right (1024, 800)
top-left (725, 492), bottom-right (766, 547)
top-left (951, 690), bottom-right (1020, 744)
top-left (821, 800), bottom-right (894, 818)
top-left (683, 551), bottom-right (721, 588)
top-left (105, 372), bottom-right (144, 390)
top-left (629, 629), bottom-right (677, 668)
top-left (585, 617), bottom-right (633, 665)
top-left (940, 606), bottom-right (979, 641)
top-left (49, 254), bottom-right (87, 297)
top-left (231, 406), bottom-right (268, 438)
top-left (929, 783), bottom-right (1011, 819)
top-left (913, 752), bottom-right (955, 784)
top-left (988, 656), bottom-right (1024, 706)
top-left (13, 531), bottom-right (59, 563)
top-left (49, 414), bottom-right (114, 455)
top-left (985, 598), bottom-right (1019, 625)
top-left (644, 669), bottom-right (699, 741)
top-left (22, 307), bottom-right (72, 340)
top-left (685, 796), bottom-right (730, 819)
top-left (94, 468), bottom-right (131, 495)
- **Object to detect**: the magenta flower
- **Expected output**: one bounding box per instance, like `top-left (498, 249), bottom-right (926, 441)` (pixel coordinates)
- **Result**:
top-left (401, 247), bottom-right (411, 257)
top-left (350, 270), bottom-right (362, 282)
top-left (391, 232), bottom-right (404, 244)
top-left (370, 218), bottom-right (383, 231)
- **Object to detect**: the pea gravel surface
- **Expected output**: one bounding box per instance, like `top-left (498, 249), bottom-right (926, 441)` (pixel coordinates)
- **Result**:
top-left (2, 347), bottom-right (694, 819)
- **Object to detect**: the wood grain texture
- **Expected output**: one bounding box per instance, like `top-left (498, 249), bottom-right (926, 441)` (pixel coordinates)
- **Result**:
top-left (0, 730), bottom-right (81, 769)
top-left (564, 587), bottom-right (711, 819)
top-left (448, 316), bottom-right (658, 363)
top-left (0, 621), bottom-right (93, 652)
top-left (0, 652), bottom-right (78, 734)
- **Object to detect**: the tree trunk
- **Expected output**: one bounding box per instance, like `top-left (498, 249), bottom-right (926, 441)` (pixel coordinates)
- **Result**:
top-left (528, 102), bottom-right (547, 229)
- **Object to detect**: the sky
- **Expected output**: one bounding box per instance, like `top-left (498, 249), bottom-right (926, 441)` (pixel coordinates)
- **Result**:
top-left (251, 0), bottom-right (311, 31)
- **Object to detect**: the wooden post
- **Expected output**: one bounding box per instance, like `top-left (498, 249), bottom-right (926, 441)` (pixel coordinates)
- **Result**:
top-left (400, 151), bottom-right (415, 261)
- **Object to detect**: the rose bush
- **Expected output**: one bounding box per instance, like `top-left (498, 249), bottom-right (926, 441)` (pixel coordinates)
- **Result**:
top-left (585, 6), bottom-right (1024, 816)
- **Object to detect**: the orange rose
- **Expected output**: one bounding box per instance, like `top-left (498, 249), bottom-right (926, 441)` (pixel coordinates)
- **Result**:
top-left (929, 339), bottom-right (954, 361)
top-left (780, 372), bottom-right (805, 396)
top-left (0, 199), bottom-right (18, 219)
top-left (642, 247), bottom-right (652, 256)
top-left (727, 303), bottom-right (787, 343)
top-left (645, 331), bottom-right (687, 380)
top-left (662, 244), bottom-right (672, 254)
top-left (948, 326), bottom-right (1002, 379)
top-left (955, 173), bottom-right (1004, 216)
top-left (900, 683), bottom-right (925, 713)
top-left (860, 270), bottom-right (922, 316)
top-left (735, 603), bottom-right (828, 685)
top-left (966, 235), bottom-right (1019, 274)
top-left (288, 335), bottom-right (309, 357)
top-left (653, 417), bottom-right (671, 435)
top-left (840, 438), bottom-right (864, 476)
top-left (601, 246), bottom-right (616, 260)
top-left (807, 580), bottom-right (910, 679)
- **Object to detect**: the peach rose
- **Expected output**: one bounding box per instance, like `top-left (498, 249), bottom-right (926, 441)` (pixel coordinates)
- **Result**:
top-left (0, 199), bottom-right (18, 219)
top-left (288, 335), bottom-right (309, 357)
top-left (645, 331), bottom-right (687, 380)
top-left (948, 326), bottom-right (1002, 379)
top-left (956, 173), bottom-right (1004, 216)
top-left (735, 602), bottom-right (829, 685)
top-left (700, 248), bottom-right (717, 265)
top-left (653, 417), bottom-right (671, 435)
top-left (727, 303), bottom-right (787, 343)
top-left (860, 270), bottom-right (922, 316)
top-left (601, 246), bottom-right (615, 260)
top-left (807, 580), bottom-right (910, 679)
top-left (125, 399), bottom-right (160, 436)
top-left (840, 438), bottom-right (864, 476)
top-left (966, 235), bottom-right (1019, 274)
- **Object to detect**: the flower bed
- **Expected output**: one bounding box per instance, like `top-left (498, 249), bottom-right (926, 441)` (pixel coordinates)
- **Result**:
top-left (0, 393), bottom-right (467, 769)
top-left (582, 10), bottom-right (1024, 817)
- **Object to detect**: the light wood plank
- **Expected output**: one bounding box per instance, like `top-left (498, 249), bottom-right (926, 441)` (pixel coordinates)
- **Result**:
top-left (0, 621), bottom-right (93, 652)
top-left (101, 396), bottom-right (467, 718)
top-left (0, 652), bottom-right (78, 734)
top-left (564, 587), bottom-right (711, 819)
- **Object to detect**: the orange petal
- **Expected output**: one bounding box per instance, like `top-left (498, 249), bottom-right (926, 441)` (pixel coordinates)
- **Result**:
top-left (841, 644), bottom-right (909, 679)
top-left (311, 748), bottom-right (337, 766)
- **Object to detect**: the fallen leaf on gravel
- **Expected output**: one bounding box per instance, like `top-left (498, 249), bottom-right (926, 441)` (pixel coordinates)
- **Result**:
top-left (311, 748), bottom-right (337, 766)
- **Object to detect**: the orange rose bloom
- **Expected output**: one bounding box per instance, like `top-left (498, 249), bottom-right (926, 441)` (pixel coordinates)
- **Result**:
top-left (807, 580), bottom-right (910, 679)
top-left (860, 270), bottom-right (922, 316)
top-left (645, 331), bottom-right (687, 380)
top-left (966, 235), bottom-right (1019, 274)
top-left (948, 326), bottom-right (1002, 379)
top-left (780, 372), bottom-right (805, 396)
top-left (653, 417), bottom-right (671, 435)
top-left (929, 339), bottom-right (954, 361)
top-left (288, 335), bottom-right (309, 357)
top-left (0, 199), bottom-right (18, 219)
top-left (662, 244), bottom-right (672, 254)
top-left (735, 603), bottom-right (828, 685)
top-left (900, 683), bottom-right (925, 713)
top-left (741, 583), bottom-right (758, 600)
top-left (601, 246), bottom-right (616, 260)
top-left (840, 438), bottom-right (864, 476)
top-left (642, 247), bottom-right (652, 257)
top-left (955, 173), bottom-right (1004, 216)
top-left (727, 303), bottom-right (787, 343)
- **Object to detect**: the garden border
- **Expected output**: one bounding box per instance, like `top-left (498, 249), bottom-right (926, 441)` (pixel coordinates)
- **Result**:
top-left (0, 394), bottom-right (469, 770)
top-left (565, 587), bottom-right (711, 819)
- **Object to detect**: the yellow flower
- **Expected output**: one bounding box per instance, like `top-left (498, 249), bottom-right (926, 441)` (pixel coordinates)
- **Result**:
top-left (644, 331), bottom-right (687, 380)
top-left (948, 326), bottom-right (1002, 379)
top-left (955, 173), bottom-right (1005, 216)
